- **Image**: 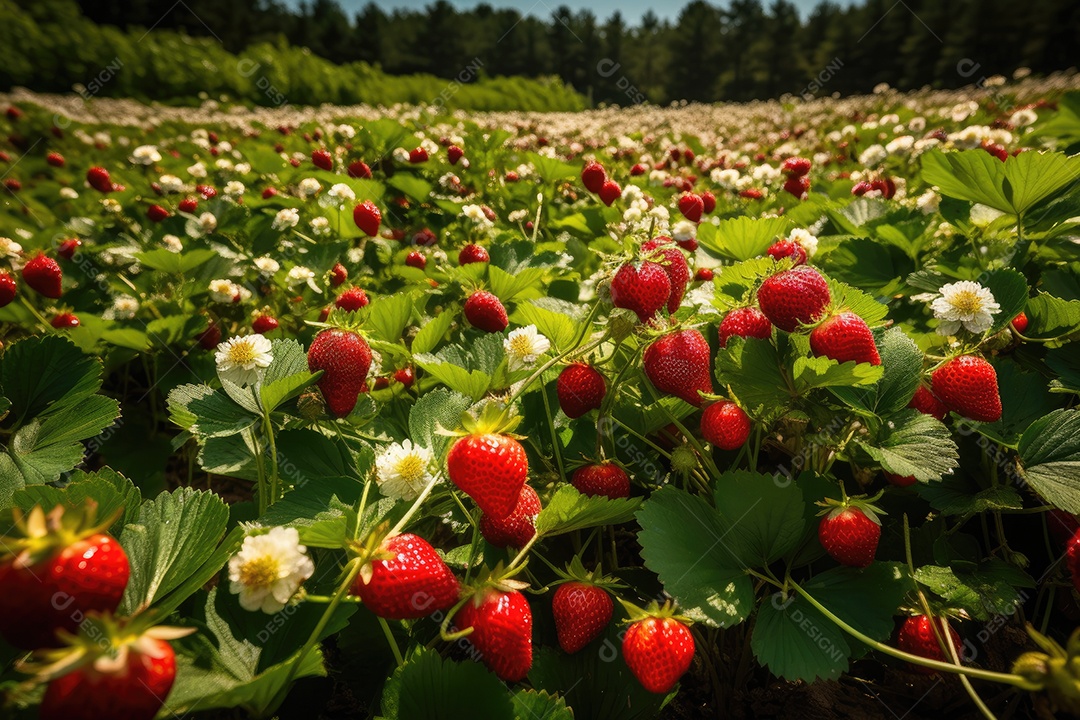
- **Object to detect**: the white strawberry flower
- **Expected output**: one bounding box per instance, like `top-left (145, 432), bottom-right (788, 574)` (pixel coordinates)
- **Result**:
top-left (224, 181), bottom-right (245, 198)
top-left (254, 256), bottom-right (280, 274)
top-left (375, 440), bottom-right (436, 501)
top-left (789, 228), bottom-right (819, 258)
top-left (59, 188), bottom-right (79, 199)
top-left (209, 278), bottom-right (240, 303)
top-left (504, 325), bottom-right (551, 370)
top-left (272, 208), bottom-right (300, 231)
top-left (297, 177), bottom-right (321, 199)
top-left (228, 527), bottom-right (314, 614)
top-left (162, 234), bottom-right (183, 253)
top-left (286, 265), bottom-right (321, 293)
top-left (215, 334), bottom-right (274, 386)
top-left (129, 145), bottom-right (161, 165)
top-left (930, 281), bottom-right (1001, 335)
top-left (159, 174), bottom-right (184, 193)
top-left (0, 237), bottom-right (23, 258)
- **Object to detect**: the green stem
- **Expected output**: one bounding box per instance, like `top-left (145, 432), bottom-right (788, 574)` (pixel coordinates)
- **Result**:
top-left (252, 427), bottom-right (269, 515)
top-left (387, 474), bottom-right (441, 536)
top-left (353, 474), bottom-right (374, 541)
top-left (263, 410), bottom-right (281, 505)
top-left (540, 381), bottom-right (566, 481)
top-left (378, 616), bottom-right (405, 667)
top-left (507, 532), bottom-right (541, 572)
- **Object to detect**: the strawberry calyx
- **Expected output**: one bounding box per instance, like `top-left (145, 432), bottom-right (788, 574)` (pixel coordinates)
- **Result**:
top-left (305, 307), bottom-right (369, 333)
top-left (439, 562), bottom-right (529, 642)
top-left (815, 492), bottom-right (886, 525)
top-left (617, 598), bottom-right (692, 626)
top-left (1, 501), bottom-right (121, 568)
top-left (549, 555), bottom-right (624, 591)
top-left (346, 521), bottom-right (398, 586)
top-left (441, 400), bottom-right (524, 438)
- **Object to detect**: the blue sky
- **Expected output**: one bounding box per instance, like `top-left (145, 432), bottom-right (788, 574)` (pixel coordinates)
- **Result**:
top-left (282, 0), bottom-right (857, 24)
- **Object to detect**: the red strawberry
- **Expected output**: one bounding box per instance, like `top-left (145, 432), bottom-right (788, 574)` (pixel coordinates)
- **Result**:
top-left (51, 312), bottom-right (80, 329)
top-left (783, 174), bottom-right (810, 199)
top-left (818, 506), bottom-right (880, 568)
top-left (642, 236), bottom-right (689, 314)
top-left (178, 197), bottom-right (198, 213)
top-left (330, 262), bottom-right (348, 287)
top-left (610, 262), bottom-right (671, 324)
top-left (0, 272), bottom-right (15, 307)
top-left (718, 307), bottom-right (773, 347)
top-left (347, 160), bottom-right (372, 179)
top-left (252, 315), bottom-right (278, 334)
top-left (393, 367), bottom-right (415, 387)
top-left (456, 588), bottom-right (533, 681)
top-left (196, 184), bottom-right (216, 199)
top-left (459, 243), bottom-right (489, 265)
top-left (623, 616), bottom-right (695, 694)
top-left (198, 320), bottom-right (221, 350)
top-left (86, 167), bottom-right (112, 193)
top-left (767, 239), bottom-right (808, 265)
top-left (1049, 511), bottom-right (1080, 549)
top-left (700, 191), bottom-right (716, 214)
top-left (409, 147), bottom-right (428, 163)
top-left (781, 157), bottom-right (811, 177)
top-left (39, 631), bottom-right (179, 720)
top-left (352, 533), bottom-right (460, 619)
top-left (307, 329), bottom-right (372, 418)
top-left (557, 363), bottom-right (606, 418)
top-left (447, 433), bottom-right (528, 518)
top-left (353, 200), bottom-right (381, 237)
top-left (810, 311), bottom-right (880, 365)
top-left (700, 401), bottom-right (751, 450)
top-left (930, 355), bottom-right (1002, 422)
top-left (312, 149), bottom-right (333, 171)
top-left (677, 193), bottom-right (704, 222)
top-left (552, 582), bottom-right (613, 653)
top-left (4, 178), bottom-right (21, 193)
top-left (571, 462), bottom-right (630, 499)
top-left (885, 472), bottom-right (917, 488)
top-left (896, 615), bottom-right (962, 674)
top-left (464, 290), bottom-right (507, 333)
top-left (0, 507), bottom-right (130, 649)
top-left (47, 152), bottom-right (65, 167)
top-left (58, 238), bottom-right (82, 260)
top-left (22, 252), bottom-right (63, 298)
top-left (447, 145), bottom-right (464, 165)
top-left (412, 228), bottom-right (438, 246)
top-left (405, 250), bottom-right (427, 270)
top-left (852, 181), bottom-right (874, 197)
top-left (1066, 528), bottom-right (1080, 594)
top-left (642, 329), bottom-right (713, 407)
top-left (480, 484), bottom-right (541, 548)
top-left (1011, 312), bottom-right (1028, 334)
top-left (739, 188), bottom-right (764, 200)
top-left (147, 204), bottom-right (169, 222)
top-left (757, 266), bottom-right (830, 332)
top-left (630, 162), bottom-right (646, 176)
top-left (694, 267), bottom-right (713, 282)
top-left (599, 180), bottom-right (622, 206)
top-left (335, 287), bottom-right (369, 311)
top-left (261, 187), bottom-right (277, 200)
top-left (908, 385), bottom-right (948, 421)
top-left (582, 161), bottom-right (606, 193)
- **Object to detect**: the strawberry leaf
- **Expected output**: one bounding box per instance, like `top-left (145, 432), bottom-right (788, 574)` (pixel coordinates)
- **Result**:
top-left (710, 470), bottom-right (806, 567)
top-left (698, 216), bottom-right (790, 261)
top-left (1018, 409), bottom-right (1080, 513)
top-left (915, 561), bottom-right (1034, 621)
top-left (511, 690), bottom-right (573, 720)
top-left (983, 268), bottom-right (1029, 335)
top-left (854, 409), bottom-right (958, 482)
top-left (1025, 292), bottom-right (1080, 340)
top-left (914, 474), bottom-right (1024, 516)
top-left (535, 485), bottom-right (641, 537)
top-left (380, 647), bottom-right (514, 720)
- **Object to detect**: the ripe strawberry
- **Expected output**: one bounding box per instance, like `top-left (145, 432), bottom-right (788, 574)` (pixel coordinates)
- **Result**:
top-left (930, 355), bottom-right (1002, 423)
top-left (581, 161), bottom-right (606, 193)
top-left (196, 184), bottom-right (216, 199)
top-left (39, 631), bottom-right (179, 720)
top-left (630, 163), bottom-right (646, 176)
top-left (456, 588), bottom-right (533, 681)
top-left (252, 314), bottom-right (278, 334)
top-left (335, 287), bottom-right (370, 312)
top-left (700, 401), bottom-right (751, 450)
top-left (610, 261), bottom-right (671, 323)
top-left (783, 174), bottom-right (810, 199)
top-left (412, 228), bottom-right (438, 246)
top-left (58, 238), bottom-right (81, 260)
top-left (307, 329), bottom-right (372, 418)
top-left (700, 190), bottom-right (716, 214)
top-left (642, 329), bottom-right (713, 407)
top-left (553, 582), bottom-right (613, 653)
top-left (459, 243), bottom-right (490, 265)
top-left (677, 193), bottom-right (704, 222)
top-left (198, 320), bottom-right (221, 350)
top-left (718, 306), bottom-right (773, 347)
top-left (447, 145), bottom-right (464, 165)
top-left (767, 239), bottom-right (808, 265)
top-left (47, 152), bottom-right (65, 167)
top-left (480, 484), bottom-right (541, 548)
top-left (1066, 528), bottom-right (1080, 594)
top-left (557, 363), bottom-right (606, 418)
top-left (178, 197), bottom-right (198, 213)
top-left (694, 267), bottom-right (713, 282)
top-left (782, 157), bottom-right (811, 177)
top-left (393, 366), bottom-right (415, 387)
top-left (1011, 312), bottom-right (1028, 334)
top-left (464, 290), bottom-right (508, 333)
top-left (757, 266), bottom-right (831, 332)
top-left (51, 312), bottom-right (80, 329)
top-left (312, 149), bottom-right (333, 171)
top-left (347, 159), bottom-right (372, 179)
top-left (810, 311), bottom-right (880, 365)
top-left (353, 200), bottom-right (381, 237)
top-left (896, 615), bottom-right (962, 674)
top-left (409, 147), bottom-right (428, 163)
top-left (447, 432), bottom-right (528, 518)
top-left (330, 262), bottom-right (348, 287)
top-left (0, 507), bottom-right (130, 649)
top-left (86, 167), bottom-right (112, 193)
top-left (908, 385), bottom-right (948, 421)
top-left (352, 533), bottom-right (460, 619)
top-left (642, 236), bottom-right (689, 314)
top-left (623, 616), bottom-right (695, 694)
top-left (405, 250), bottom-right (427, 270)
top-left (22, 252), bottom-right (63, 298)
top-left (0, 272), bottom-right (15, 307)
top-left (147, 204), bottom-right (169, 222)
top-left (818, 506), bottom-right (880, 568)
top-left (599, 180), bottom-right (622, 206)
top-left (572, 462), bottom-right (630, 499)
top-left (884, 472), bottom-right (917, 488)
top-left (739, 188), bottom-right (764, 200)
top-left (261, 187), bottom-right (277, 200)
top-left (4, 178), bottom-right (22, 193)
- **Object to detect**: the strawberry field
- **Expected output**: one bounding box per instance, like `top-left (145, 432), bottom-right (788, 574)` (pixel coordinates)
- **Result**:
top-left (3, 77), bottom-right (1080, 719)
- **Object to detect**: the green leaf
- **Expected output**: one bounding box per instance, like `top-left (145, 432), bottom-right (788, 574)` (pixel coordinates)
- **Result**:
top-left (387, 174), bottom-right (433, 202)
top-left (915, 474), bottom-right (1024, 516)
top-left (1018, 409), bottom-right (1080, 512)
top-left (168, 384), bottom-right (259, 439)
top-left (535, 485), bottom-right (641, 536)
top-left (489, 265), bottom-right (546, 302)
top-left (259, 339), bottom-right (319, 412)
top-left (512, 301), bottom-right (578, 353)
top-left (512, 690), bottom-right (573, 720)
top-left (1003, 150), bottom-right (1080, 215)
top-left (636, 486), bottom-right (755, 627)
top-left (366, 292), bottom-right (415, 344)
top-left (408, 387), bottom-right (471, 456)
top-left (413, 353), bottom-right (492, 401)
top-left (922, 149), bottom-right (1080, 215)
top-left (821, 238), bottom-right (911, 293)
top-left (834, 328), bottom-right (922, 415)
top-left (983, 269), bottom-right (1030, 335)
top-left (411, 309), bottom-right (456, 354)
top-left (699, 216), bottom-right (790, 261)
top-left (13, 467), bottom-right (141, 532)
top-left (855, 409), bottom-right (958, 482)
top-left (710, 470), bottom-right (806, 567)
top-left (792, 356), bottom-right (883, 393)
top-left (974, 361), bottom-right (1058, 447)
top-left (711, 257), bottom-right (775, 308)
top-left (154, 525), bottom-right (245, 617)
top-left (0, 335), bottom-right (104, 423)
top-left (714, 337), bottom-right (791, 418)
top-left (119, 487), bottom-right (229, 613)
top-left (134, 248), bottom-right (217, 274)
top-left (380, 647), bottom-right (514, 720)
top-left (915, 561), bottom-right (1035, 621)
top-left (826, 278), bottom-right (890, 325)
top-left (1025, 293), bottom-right (1080, 339)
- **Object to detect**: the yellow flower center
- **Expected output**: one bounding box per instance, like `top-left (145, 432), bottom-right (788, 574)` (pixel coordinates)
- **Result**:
top-left (394, 454), bottom-right (427, 484)
top-left (507, 335), bottom-right (534, 357)
top-left (227, 341), bottom-right (258, 365)
top-left (949, 290), bottom-right (983, 315)
top-left (238, 555), bottom-right (280, 588)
